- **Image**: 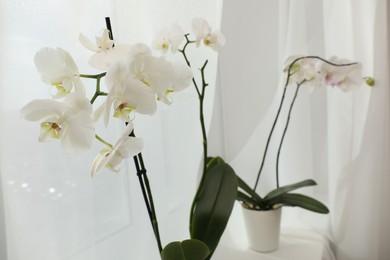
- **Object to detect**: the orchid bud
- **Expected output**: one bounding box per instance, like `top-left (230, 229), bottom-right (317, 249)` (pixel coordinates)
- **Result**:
top-left (365, 77), bottom-right (375, 87)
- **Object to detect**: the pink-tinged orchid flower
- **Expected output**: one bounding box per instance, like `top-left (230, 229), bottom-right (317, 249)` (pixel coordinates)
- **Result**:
top-left (283, 56), bottom-right (321, 87)
top-left (318, 56), bottom-right (363, 92)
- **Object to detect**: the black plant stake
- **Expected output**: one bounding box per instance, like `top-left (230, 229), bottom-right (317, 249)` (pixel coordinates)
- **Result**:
top-left (106, 17), bottom-right (163, 254)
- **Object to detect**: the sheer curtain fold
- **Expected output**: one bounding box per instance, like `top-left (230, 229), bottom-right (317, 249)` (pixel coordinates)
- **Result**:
top-left (213, 0), bottom-right (390, 259)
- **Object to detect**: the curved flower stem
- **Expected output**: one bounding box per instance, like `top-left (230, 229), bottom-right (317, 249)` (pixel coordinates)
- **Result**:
top-left (253, 77), bottom-right (290, 191)
top-left (90, 74), bottom-right (108, 104)
top-left (179, 35), bottom-right (201, 97)
top-left (275, 81), bottom-right (304, 188)
top-left (79, 72), bottom-right (107, 79)
top-left (95, 134), bottom-right (112, 148)
top-left (80, 72), bottom-right (108, 104)
top-left (180, 37), bottom-right (210, 230)
top-left (188, 60), bottom-right (209, 231)
top-left (253, 56), bottom-right (358, 191)
top-left (199, 60), bottom-right (209, 174)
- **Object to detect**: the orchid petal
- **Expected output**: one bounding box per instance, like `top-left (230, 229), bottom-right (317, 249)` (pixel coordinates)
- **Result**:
top-left (168, 23), bottom-right (185, 53)
top-left (64, 92), bottom-right (93, 114)
top-left (21, 99), bottom-right (67, 121)
top-left (90, 147), bottom-right (112, 176)
top-left (89, 44), bottom-right (131, 71)
top-left (104, 77), bottom-right (156, 126)
top-left (61, 111), bottom-right (95, 153)
top-left (34, 47), bottom-right (80, 96)
top-left (192, 17), bottom-right (211, 46)
top-left (90, 123), bottom-right (143, 177)
top-left (105, 61), bottom-right (130, 90)
top-left (128, 43), bottom-right (152, 61)
top-left (170, 61), bottom-right (193, 91)
top-left (79, 33), bottom-right (100, 52)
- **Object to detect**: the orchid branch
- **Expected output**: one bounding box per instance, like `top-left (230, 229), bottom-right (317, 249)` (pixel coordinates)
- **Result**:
top-left (95, 134), bottom-right (112, 148)
top-left (79, 73), bottom-right (108, 104)
top-left (188, 59), bottom-right (209, 231)
top-left (254, 56), bottom-right (359, 192)
top-left (275, 80), bottom-right (305, 188)
top-left (179, 35), bottom-right (201, 98)
top-left (79, 72), bottom-right (106, 79)
top-left (253, 73), bottom-right (290, 191)
top-left (180, 40), bottom-right (210, 231)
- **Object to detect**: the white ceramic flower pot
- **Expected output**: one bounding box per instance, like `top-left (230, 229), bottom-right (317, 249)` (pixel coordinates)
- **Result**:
top-left (242, 206), bottom-right (282, 252)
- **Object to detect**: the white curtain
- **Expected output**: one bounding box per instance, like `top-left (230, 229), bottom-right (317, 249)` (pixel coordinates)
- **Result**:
top-left (0, 0), bottom-right (222, 259)
top-left (212, 0), bottom-right (390, 260)
top-left (1, 0), bottom-right (390, 260)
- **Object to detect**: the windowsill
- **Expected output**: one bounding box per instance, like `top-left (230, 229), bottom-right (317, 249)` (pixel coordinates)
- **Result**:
top-left (213, 228), bottom-right (335, 260)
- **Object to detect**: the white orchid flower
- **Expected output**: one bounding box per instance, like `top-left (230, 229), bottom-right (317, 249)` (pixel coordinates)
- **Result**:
top-left (152, 23), bottom-right (185, 53)
top-left (283, 56), bottom-right (321, 87)
top-left (34, 47), bottom-right (85, 98)
top-left (131, 55), bottom-right (174, 97)
top-left (104, 43), bottom-right (192, 123)
top-left (79, 28), bottom-right (131, 70)
top-left (157, 61), bottom-right (193, 104)
top-left (90, 123), bottom-right (143, 176)
top-left (104, 61), bottom-right (157, 125)
top-left (127, 42), bottom-right (152, 59)
top-left (318, 57), bottom-right (363, 92)
top-left (21, 93), bottom-right (95, 153)
top-left (191, 17), bottom-right (225, 51)
top-left (128, 43), bottom-right (193, 104)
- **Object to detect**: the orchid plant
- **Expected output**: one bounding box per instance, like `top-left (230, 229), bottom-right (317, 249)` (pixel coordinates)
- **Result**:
top-left (236, 56), bottom-right (374, 212)
top-left (21, 17), bottom-right (236, 260)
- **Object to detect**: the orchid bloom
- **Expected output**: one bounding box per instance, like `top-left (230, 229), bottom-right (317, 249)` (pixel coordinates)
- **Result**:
top-left (79, 28), bottom-right (131, 70)
top-left (104, 61), bottom-right (157, 125)
top-left (127, 43), bottom-right (193, 103)
top-left (34, 47), bottom-right (84, 98)
top-left (152, 23), bottom-right (185, 53)
top-left (90, 123), bottom-right (143, 176)
top-left (318, 56), bottom-right (363, 92)
top-left (192, 17), bottom-right (225, 51)
top-left (283, 56), bottom-right (321, 87)
top-left (21, 93), bottom-right (95, 153)
top-left (103, 43), bottom-right (192, 124)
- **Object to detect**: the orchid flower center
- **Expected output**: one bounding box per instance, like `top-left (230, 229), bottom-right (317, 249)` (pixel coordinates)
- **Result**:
top-left (203, 36), bottom-right (212, 46)
top-left (40, 121), bottom-right (63, 141)
top-left (51, 81), bottom-right (70, 98)
top-left (114, 102), bottom-right (135, 121)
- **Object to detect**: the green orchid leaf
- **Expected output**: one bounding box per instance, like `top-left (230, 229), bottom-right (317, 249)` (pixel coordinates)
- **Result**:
top-left (237, 191), bottom-right (259, 205)
top-left (236, 175), bottom-right (262, 202)
top-left (264, 179), bottom-right (317, 201)
top-left (270, 193), bottom-right (329, 214)
top-left (206, 156), bottom-right (225, 170)
top-left (161, 239), bottom-right (210, 260)
top-left (190, 162), bottom-right (238, 257)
